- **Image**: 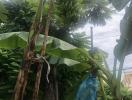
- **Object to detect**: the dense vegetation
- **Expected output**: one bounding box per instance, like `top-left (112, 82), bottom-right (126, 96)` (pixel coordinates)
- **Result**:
top-left (0, 0), bottom-right (132, 100)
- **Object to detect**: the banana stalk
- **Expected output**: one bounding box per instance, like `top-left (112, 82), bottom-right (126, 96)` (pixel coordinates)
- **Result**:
top-left (32, 0), bottom-right (53, 100)
top-left (13, 0), bottom-right (47, 100)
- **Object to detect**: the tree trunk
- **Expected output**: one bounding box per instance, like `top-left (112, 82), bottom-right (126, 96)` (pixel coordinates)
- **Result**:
top-left (32, 63), bottom-right (43, 100)
top-left (43, 66), bottom-right (58, 100)
top-left (54, 66), bottom-right (59, 100)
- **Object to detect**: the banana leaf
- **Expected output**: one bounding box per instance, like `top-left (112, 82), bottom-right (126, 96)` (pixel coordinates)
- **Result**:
top-left (0, 32), bottom-right (89, 68)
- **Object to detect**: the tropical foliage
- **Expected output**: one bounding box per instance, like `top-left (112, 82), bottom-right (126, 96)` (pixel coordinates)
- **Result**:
top-left (0, 0), bottom-right (132, 100)
top-left (0, 0), bottom-right (35, 33)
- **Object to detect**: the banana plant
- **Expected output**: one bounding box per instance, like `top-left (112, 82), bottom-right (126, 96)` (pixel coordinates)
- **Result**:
top-left (0, 31), bottom-right (124, 100)
top-left (0, 32), bottom-right (118, 100)
top-left (0, 31), bottom-right (91, 99)
top-left (0, 32), bottom-right (89, 63)
top-left (0, 0), bottom-right (117, 100)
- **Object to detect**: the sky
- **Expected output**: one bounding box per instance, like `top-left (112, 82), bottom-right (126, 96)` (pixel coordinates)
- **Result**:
top-left (78, 10), bottom-right (132, 70)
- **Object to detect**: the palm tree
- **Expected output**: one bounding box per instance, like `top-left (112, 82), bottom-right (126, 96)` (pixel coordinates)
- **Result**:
top-left (81, 0), bottom-right (112, 26)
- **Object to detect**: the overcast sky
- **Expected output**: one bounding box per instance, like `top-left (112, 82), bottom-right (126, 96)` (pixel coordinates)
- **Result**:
top-left (78, 10), bottom-right (132, 70)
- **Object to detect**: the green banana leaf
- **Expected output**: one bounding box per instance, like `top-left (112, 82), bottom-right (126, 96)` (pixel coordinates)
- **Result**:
top-left (0, 32), bottom-right (89, 69)
top-left (49, 56), bottom-right (90, 72)
top-left (0, 32), bottom-right (76, 50)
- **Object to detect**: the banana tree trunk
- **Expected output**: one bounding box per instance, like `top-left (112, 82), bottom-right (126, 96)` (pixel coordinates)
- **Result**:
top-left (43, 66), bottom-right (58, 100)
top-left (32, 62), bottom-right (43, 100)
top-left (54, 66), bottom-right (59, 100)
top-left (13, 0), bottom-right (48, 99)
top-left (13, 58), bottom-right (31, 100)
